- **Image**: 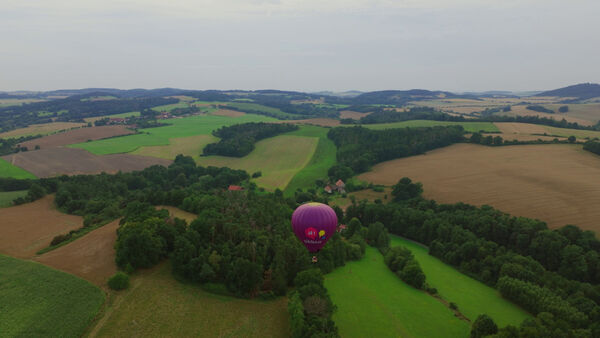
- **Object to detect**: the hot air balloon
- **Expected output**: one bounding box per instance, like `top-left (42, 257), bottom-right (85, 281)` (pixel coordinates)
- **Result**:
top-left (291, 202), bottom-right (338, 262)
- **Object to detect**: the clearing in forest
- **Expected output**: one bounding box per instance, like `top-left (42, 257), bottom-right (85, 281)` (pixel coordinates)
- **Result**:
top-left (0, 190), bottom-right (28, 208)
top-left (90, 262), bottom-right (289, 338)
top-left (339, 110), bottom-right (372, 120)
top-left (390, 236), bottom-right (530, 327)
top-left (359, 143), bottom-right (600, 232)
top-left (0, 195), bottom-right (82, 258)
top-left (324, 246), bottom-right (470, 338)
top-left (0, 254), bottom-right (105, 338)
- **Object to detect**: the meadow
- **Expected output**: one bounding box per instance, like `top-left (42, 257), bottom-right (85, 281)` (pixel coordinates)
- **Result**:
top-left (390, 236), bottom-right (530, 327)
top-left (362, 120), bottom-right (499, 133)
top-left (225, 102), bottom-right (300, 119)
top-left (359, 143), bottom-right (600, 231)
top-left (283, 126), bottom-right (337, 195)
top-left (84, 111), bottom-right (140, 123)
top-left (324, 246), bottom-right (470, 337)
top-left (70, 113), bottom-right (276, 155)
top-left (0, 158), bottom-right (36, 179)
top-left (90, 262), bottom-right (289, 337)
top-left (0, 190), bottom-right (27, 207)
top-left (0, 121), bottom-right (86, 138)
top-left (0, 254), bottom-right (105, 337)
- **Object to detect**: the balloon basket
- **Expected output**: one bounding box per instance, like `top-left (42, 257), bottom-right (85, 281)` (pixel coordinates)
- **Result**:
top-left (311, 256), bottom-right (318, 263)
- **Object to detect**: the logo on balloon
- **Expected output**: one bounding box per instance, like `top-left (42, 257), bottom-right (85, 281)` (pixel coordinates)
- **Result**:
top-left (319, 230), bottom-right (326, 240)
top-left (305, 227), bottom-right (318, 240)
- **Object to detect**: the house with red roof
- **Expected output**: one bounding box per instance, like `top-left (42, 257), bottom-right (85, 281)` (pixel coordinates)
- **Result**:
top-left (228, 185), bottom-right (244, 191)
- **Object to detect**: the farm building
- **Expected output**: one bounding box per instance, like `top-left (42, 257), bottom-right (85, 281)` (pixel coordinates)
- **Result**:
top-left (228, 185), bottom-right (244, 191)
top-left (324, 180), bottom-right (346, 194)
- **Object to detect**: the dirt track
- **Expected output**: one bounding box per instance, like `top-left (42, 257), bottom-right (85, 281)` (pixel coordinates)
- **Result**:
top-left (19, 126), bottom-right (134, 149)
top-left (359, 143), bottom-right (600, 232)
top-left (0, 195), bottom-right (82, 258)
top-left (2, 147), bottom-right (172, 177)
top-left (35, 219), bottom-right (119, 287)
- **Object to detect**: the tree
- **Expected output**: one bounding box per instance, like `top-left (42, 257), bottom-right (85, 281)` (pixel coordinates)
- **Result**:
top-left (568, 135), bottom-right (576, 143)
top-left (346, 217), bottom-right (363, 238)
top-left (399, 261), bottom-right (426, 289)
top-left (391, 177), bottom-right (423, 201)
top-left (471, 314), bottom-right (498, 338)
top-left (559, 105), bottom-right (569, 113)
top-left (327, 164), bottom-right (354, 182)
top-left (470, 132), bottom-right (482, 144)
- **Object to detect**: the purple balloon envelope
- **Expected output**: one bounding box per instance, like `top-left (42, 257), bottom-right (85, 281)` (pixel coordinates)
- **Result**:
top-left (291, 202), bottom-right (338, 253)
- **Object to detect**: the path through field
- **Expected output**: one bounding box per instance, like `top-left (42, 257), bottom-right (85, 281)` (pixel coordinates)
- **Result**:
top-left (359, 143), bottom-right (600, 231)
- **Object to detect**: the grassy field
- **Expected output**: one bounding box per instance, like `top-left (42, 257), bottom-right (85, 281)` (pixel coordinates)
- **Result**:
top-left (91, 262), bottom-right (289, 337)
top-left (0, 254), bottom-right (105, 337)
top-left (132, 134), bottom-right (218, 159)
top-left (0, 98), bottom-right (46, 107)
top-left (71, 114), bottom-right (275, 155)
top-left (196, 135), bottom-right (318, 190)
top-left (0, 122), bottom-right (86, 138)
top-left (362, 120), bottom-right (499, 133)
top-left (284, 126), bottom-right (337, 195)
top-left (0, 190), bottom-right (27, 207)
top-left (225, 102), bottom-right (300, 119)
top-left (84, 111), bottom-right (140, 123)
top-left (358, 143), bottom-right (600, 232)
top-left (324, 246), bottom-right (470, 337)
top-left (0, 158), bottom-right (36, 179)
top-left (390, 236), bottom-right (530, 327)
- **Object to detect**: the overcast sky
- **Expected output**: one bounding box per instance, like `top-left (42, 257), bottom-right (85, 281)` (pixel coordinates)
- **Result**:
top-left (1, 0), bottom-right (599, 92)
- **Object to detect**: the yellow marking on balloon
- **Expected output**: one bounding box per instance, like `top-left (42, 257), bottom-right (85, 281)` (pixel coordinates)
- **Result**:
top-left (319, 230), bottom-right (325, 237)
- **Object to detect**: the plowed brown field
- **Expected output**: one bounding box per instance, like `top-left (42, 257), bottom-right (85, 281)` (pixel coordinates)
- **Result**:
top-left (359, 143), bottom-right (600, 232)
top-left (0, 195), bottom-right (82, 258)
top-left (339, 110), bottom-right (371, 120)
top-left (19, 126), bottom-right (134, 149)
top-left (35, 219), bottom-right (119, 286)
top-left (2, 147), bottom-right (172, 177)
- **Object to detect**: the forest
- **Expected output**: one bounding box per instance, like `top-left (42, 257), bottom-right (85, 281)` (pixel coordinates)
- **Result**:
top-left (341, 107), bottom-right (466, 125)
top-left (584, 140), bottom-right (600, 156)
top-left (345, 179), bottom-right (600, 337)
top-left (327, 125), bottom-right (464, 173)
top-left (203, 122), bottom-right (298, 157)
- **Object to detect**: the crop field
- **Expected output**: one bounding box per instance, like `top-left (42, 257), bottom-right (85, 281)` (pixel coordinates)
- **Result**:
top-left (133, 134), bottom-right (218, 160)
top-left (0, 98), bottom-right (46, 107)
top-left (0, 255), bottom-right (105, 337)
top-left (284, 126), bottom-right (337, 195)
top-left (499, 105), bottom-right (593, 126)
top-left (277, 118), bottom-right (341, 127)
top-left (0, 121), bottom-right (86, 138)
top-left (339, 110), bottom-right (372, 120)
top-left (89, 262), bottom-right (289, 338)
top-left (359, 143), bottom-right (600, 231)
top-left (34, 219), bottom-right (120, 287)
top-left (19, 125), bottom-right (134, 149)
top-left (0, 158), bottom-right (36, 179)
top-left (0, 195), bottom-right (83, 258)
top-left (212, 108), bottom-right (246, 117)
top-left (225, 102), bottom-right (299, 119)
top-left (2, 147), bottom-right (172, 178)
top-left (71, 114), bottom-right (275, 155)
top-left (324, 246), bottom-right (470, 338)
top-left (0, 190), bottom-right (27, 208)
top-left (362, 120), bottom-right (499, 133)
top-left (390, 236), bottom-right (530, 327)
top-left (196, 135), bottom-right (318, 190)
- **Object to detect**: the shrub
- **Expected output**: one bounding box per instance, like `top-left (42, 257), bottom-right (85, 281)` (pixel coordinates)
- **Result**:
top-left (108, 272), bottom-right (129, 290)
top-left (50, 233), bottom-right (72, 246)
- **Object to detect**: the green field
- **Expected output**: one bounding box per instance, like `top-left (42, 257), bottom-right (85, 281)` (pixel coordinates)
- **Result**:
top-left (390, 236), bottom-right (531, 327)
top-left (70, 114), bottom-right (276, 155)
top-left (0, 190), bottom-right (27, 207)
top-left (362, 120), bottom-right (499, 133)
top-left (196, 134), bottom-right (318, 190)
top-left (324, 246), bottom-right (470, 338)
top-left (93, 262), bottom-right (289, 337)
top-left (225, 102), bottom-right (300, 119)
top-left (284, 125), bottom-right (337, 195)
top-left (0, 158), bottom-right (36, 179)
top-left (0, 254), bottom-right (105, 337)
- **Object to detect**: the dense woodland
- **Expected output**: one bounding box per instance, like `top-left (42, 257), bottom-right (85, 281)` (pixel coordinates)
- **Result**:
top-left (584, 140), bottom-right (600, 156)
top-left (526, 105), bottom-right (555, 114)
top-left (327, 125), bottom-right (464, 173)
top-left (341, 107), bottom-right (466, 125)
top-left (345, 179), bottom-right (600, 337)
top-left (203, 122), bottom-right (298, 157)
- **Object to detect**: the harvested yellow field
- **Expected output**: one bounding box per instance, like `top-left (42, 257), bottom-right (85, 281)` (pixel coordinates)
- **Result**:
top-left (339, 110), bottom-right (372, 120)
top-left (359, 143), bottom-right (600, 232)
top-left (133, 135), bottom-right (218, 160)
top-left (506, 105), bottom-right (593, 126)
top-left (196, 135), bottom-right (318, 190)
top-left (0, 122), bottom-right (86, 138)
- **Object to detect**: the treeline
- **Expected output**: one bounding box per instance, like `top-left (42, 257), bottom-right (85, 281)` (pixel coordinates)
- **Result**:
top-left (526, 105), bottom-right (555, 114)
top-left (481, 114), bottom-right (599, 131)
top-left (469, 132), bottom-right (578, 146)
top-left (341, 107), bottom-right (466, 125)
top-left (203, 122), bottom-right (298, 157)
top-left (0, 135), bottom-right (41, 155)
top-left (327, 125), bottom-right (464, 173)
top-left (345, 178), bottom-right (600, 336)
top-left (583, 140), bottom-right (600, 156)
top-left (0, 96), bottom-right (178, 133)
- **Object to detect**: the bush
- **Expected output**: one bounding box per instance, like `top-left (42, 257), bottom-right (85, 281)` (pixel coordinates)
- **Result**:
top-left (108, 272), bottom-right (129, 290)
top-left (50, 233), bottom-right (72, 246)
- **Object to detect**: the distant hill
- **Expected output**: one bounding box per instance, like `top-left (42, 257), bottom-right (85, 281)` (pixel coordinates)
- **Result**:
top-left (352, 89), bottom-right (474, 105)
top-left (534, 83), bottom-right (600, 100)
top-left (311, 91), bottom-right (364, 98)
